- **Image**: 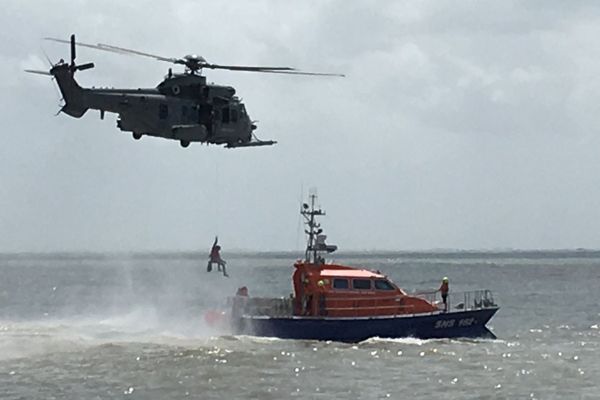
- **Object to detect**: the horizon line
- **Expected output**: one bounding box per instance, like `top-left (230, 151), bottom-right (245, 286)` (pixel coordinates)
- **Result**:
top-left (1, 247), bottom-right (599, 257)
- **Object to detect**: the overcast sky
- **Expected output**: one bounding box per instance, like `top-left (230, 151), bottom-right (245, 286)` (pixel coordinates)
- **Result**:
top-left (2, 0), bottom-right (600, 252)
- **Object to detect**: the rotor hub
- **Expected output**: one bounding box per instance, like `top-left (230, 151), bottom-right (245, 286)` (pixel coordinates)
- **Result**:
top-left (183, 54), bottom-right (207, 72)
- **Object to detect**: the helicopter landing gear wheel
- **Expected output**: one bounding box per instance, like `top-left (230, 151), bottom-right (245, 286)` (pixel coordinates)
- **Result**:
top-left (132, 132), bottom-right (142, 140)
top-left (180, 140), bottom-right (190, 148)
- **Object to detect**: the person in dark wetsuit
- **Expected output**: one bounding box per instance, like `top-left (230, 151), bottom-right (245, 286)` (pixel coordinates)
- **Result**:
top-left (207, 236), bottom-right (228, 277)
top-left (439, 277), bottom-right (449, 311)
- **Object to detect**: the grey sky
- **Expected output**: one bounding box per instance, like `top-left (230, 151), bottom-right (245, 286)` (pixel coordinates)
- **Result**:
top-left (2, 0), bottom-right (600, 252)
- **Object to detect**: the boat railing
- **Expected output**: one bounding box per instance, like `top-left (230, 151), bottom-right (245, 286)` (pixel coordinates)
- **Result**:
top-left (229, 296), bottom-right (294, 317)
top-left (415, 289), bottom-right (497, 312)
top-left (230, 289), bottom-right (497, 318)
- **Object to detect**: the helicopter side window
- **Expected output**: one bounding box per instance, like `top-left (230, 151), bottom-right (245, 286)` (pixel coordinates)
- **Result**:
top-left (159, 104), bottom-right (168, 120)
top-left (231, 109), bottom-right (238, 123)
top-left (222, 107), bottom-right (230, 124)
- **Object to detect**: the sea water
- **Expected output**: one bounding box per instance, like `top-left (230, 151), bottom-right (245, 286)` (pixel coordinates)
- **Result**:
top-left (1, 251), bottom-right (598, 399)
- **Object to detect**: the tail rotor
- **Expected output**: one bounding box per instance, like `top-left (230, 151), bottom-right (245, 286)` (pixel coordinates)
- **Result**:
top-left (25, 34), bottom-right (92, 117)
top-left (70, 33), bottom-right (76, 69)
top-left (69, 34), bottom-right (94, 73)
top-left (26, 34), bottom-right (95, 76)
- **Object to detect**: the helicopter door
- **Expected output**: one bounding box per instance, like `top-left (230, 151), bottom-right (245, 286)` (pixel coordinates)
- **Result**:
top-left (159, 104), bottom-right (168, 120)
top-left (222, 107), bottom-right (230, 124)
top-left (198, 105), bottom-right (213, 135)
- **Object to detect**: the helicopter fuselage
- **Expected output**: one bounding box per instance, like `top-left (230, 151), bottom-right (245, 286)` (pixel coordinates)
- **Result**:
top-left (31, 33), bottom-right (342, 148)
top-left (51, 63), bottom-right (268, 148)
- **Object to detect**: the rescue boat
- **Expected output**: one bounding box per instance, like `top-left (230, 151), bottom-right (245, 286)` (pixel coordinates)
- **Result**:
top-left (227, 195), bottom-right (499, 342)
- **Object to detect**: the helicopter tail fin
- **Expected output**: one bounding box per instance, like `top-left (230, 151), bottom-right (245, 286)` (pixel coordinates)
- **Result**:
top-left (51, 64), bottom-right (88, 118)
top-left (47, 34), bottom-right (93, 118)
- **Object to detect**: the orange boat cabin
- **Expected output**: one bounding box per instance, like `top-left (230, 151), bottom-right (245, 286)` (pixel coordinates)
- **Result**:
top-left (292, 261), bottom-right (438, 317)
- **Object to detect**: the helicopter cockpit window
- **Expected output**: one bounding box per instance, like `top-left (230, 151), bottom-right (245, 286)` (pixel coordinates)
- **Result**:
top-left (222, 107), bottom-right (230, 124)
top-left (231, 109), bottom-right (238, 123)
top-left (159, 104), bottom-right (168, 120)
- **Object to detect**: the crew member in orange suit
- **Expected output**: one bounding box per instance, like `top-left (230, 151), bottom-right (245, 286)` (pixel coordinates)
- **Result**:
top-left (207, 236), bottom-right (228, 277)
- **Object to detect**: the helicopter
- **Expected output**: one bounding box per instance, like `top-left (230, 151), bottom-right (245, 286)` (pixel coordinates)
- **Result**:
top-left (26, 34), bottom-right (344, 148)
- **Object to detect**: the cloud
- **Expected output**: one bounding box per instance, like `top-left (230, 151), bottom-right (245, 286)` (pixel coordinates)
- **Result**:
top-left (2, 1), bottom-right (600, 252)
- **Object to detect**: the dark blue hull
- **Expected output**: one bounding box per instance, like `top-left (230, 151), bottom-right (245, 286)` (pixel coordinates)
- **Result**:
top-left (233, 308), bottom-right (499, 342)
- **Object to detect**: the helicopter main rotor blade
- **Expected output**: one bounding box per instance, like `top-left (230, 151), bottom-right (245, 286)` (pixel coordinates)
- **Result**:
top-left (94, 48), bottom-right (299, 73)
top-left (44, 37), bottom-right (345, 77)
top-left (242, 69), bottom-right (346, 77)
top-left (95, 43), bottom-right (178, 63)
top-left (24, 69), bottom-right (52, 76)
top-left (45, 37), bottom-right (126, 56)
top-left (202, 64), bottom-right (295, 72)
top-left (202, 64), bottom-right (344, 76)
top-left (45, 37), bottom-right (177, 63)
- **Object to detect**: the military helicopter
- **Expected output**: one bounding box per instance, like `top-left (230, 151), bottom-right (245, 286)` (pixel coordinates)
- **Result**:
top-left (26, 34), bottom-right (344, 148)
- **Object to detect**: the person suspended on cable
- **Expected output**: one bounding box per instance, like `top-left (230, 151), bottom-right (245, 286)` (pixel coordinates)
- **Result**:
top-left (207, 236), bottom-right (228, 277)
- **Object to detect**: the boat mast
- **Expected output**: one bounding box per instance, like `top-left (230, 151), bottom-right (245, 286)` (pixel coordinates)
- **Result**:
top-left (301, 194), bottom-right (336, 264)
top-left (302, 194), bottom-right (323, 263)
